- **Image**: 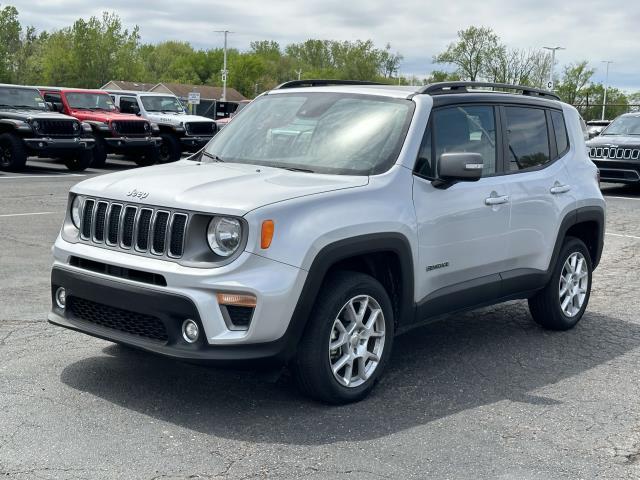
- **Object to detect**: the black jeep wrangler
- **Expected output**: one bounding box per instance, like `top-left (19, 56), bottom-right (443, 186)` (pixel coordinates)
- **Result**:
top-left (0, 84), bottom-right (94, 172)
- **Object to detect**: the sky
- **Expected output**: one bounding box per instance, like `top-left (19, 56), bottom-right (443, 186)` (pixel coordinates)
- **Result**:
top-left (9, 0), bottom-right (640, 92)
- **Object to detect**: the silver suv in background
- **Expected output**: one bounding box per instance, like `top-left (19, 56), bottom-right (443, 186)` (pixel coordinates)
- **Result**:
top-left (108, 91), bottom-right (217, 163)
top-left (49, 81), bottom-right (605, 404)
top-left (587, 113), bottom-right (640, 184)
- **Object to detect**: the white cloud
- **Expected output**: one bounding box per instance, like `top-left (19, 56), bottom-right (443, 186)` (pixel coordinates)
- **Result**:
top-left (9, 0), bottom-right (640, 90)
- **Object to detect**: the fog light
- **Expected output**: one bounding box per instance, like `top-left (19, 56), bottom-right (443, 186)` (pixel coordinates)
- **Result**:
top-left (182, 319), bottom-right (199, 343)
top-left (38, 142), bottom-right (44, 148)
top-left (55, 287), bottom-right (66, 309)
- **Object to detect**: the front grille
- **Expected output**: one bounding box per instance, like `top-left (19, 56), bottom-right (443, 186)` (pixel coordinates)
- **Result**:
top-left (111, 120), bottom-right (149, 136)
top-left (68, 296), bottom-right (168, 342)
top-left (590, 146), bottom-right (640, 160)
top-left (80, 198), bottom-right (189, 259)
top-left (37, 119), bottom-right (78, 137)
top-left (186, 122), bottom-right (215, 136)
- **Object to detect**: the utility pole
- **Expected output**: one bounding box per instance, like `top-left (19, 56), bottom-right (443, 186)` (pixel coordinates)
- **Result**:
top-left (214, 30), bottom-right (233, 101)
top-left (295, 69), bottom-right (303, 80)
top-left (601, 61), bottom-right (613, 121)
top-left (543, 46), bottom-right (565, 91)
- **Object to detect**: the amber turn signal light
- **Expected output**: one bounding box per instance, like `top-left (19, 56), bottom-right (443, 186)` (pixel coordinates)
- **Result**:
top-left (261, 220), bottom-right (275, 249)
top-left (216, 292), bottom-right (257, 308)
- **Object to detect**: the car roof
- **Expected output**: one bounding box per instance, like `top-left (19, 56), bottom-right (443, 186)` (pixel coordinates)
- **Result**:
top-left (0, 83), bottom-right (41, 91)
top-left (107, 90), bottom-right (177, 97)
top-left (38, 87), bottom-right (111, 95)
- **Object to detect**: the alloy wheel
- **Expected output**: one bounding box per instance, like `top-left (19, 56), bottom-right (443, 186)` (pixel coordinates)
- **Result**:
top-left (559, 251), bottom-right (589, 317)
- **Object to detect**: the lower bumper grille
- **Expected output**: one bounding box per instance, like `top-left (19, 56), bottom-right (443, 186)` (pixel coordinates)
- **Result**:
top-left (68, 296), bottom-right (168, 342)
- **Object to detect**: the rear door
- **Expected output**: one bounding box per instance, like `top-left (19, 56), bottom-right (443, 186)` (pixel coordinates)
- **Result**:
top-left (413, 104), bottom-right (511, 317)
top-left (501, 105), bottom-right (576, 276)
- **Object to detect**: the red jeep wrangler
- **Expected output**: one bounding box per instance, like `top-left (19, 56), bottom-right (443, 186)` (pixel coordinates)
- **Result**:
top-left (39, 88), bottom-right (161, 168)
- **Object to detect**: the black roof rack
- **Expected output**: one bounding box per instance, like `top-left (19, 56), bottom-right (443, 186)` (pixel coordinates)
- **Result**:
top-left (275, 79), bottom-right (385, 89)
top-left (418, 82), bottom-right (561, 101)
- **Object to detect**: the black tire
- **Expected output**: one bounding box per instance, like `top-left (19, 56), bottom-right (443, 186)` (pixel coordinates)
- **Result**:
top-left (92, 137), bottom-right (108, 168)
top-left (528, 237), bottom-right (593, 331)
top-left (0, 132), bottom-right (28, 172)
top-left (135, 146), bottom-right (160, 167)
top-left (292, 271), bottom-right (395, 404)
top-left (63, 149), bottom-right (93, 171)
top-left (159, 133), bottom-right (181, 163)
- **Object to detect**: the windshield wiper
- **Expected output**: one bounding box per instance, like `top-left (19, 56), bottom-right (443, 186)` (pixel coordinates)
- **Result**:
top-left (279, 166), bottom-right (315, 173)
top-left (202, 151), bottom-right (224, 162)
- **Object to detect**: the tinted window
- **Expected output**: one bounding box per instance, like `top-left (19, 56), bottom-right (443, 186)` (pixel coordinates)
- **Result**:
top-left (505, 107), bottom-right (550, 171)
top-left (415, 125), bottom-right (433, 178)
top-left (551, 110), bottom-right (569, 156)
top-left (43, 92), bottom-right (62, 103)
top-left (119, 97), bottom-right (139, 114)
top-left (433, 106), bottom-right (497, 177)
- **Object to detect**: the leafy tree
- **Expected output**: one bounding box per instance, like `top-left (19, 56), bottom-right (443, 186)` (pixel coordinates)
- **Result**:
top-left (556, 61), bottom-right (595, 105)
top-left (0, 5), bottom-right (21, 82)
top-left (434, 26), bottom-right (501, 81)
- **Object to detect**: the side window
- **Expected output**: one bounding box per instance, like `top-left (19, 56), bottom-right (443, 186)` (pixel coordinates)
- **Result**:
top-left (433, 105), bottom-right (497, 177)
top-left (43, 92), bottom-right (61, 103)
top-left (415, 124), bottom-right (433, 178)
top-left (119, 96), bottom-right (139, 114)
top-left (551, 110), bottom-right (569, 157)
top-left (505, 107), bottom-right (550, 171)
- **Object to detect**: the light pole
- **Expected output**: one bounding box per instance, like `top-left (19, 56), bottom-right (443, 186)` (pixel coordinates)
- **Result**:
top-left (601, 61), bottom-right (613, 120)
top-left (543, 46), bottom-right (565, 90)
top-left (295, 69), bottom-right (303, 81)
top-left (214, 30), bottom-right (233, 101)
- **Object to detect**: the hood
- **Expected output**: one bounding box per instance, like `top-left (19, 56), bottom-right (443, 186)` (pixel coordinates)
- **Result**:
top-left (146, 112), bottom-right (215, 126)
top-left (69, 109), bottom-right (145, 124)
top-left (586, 134), bottom-right (640, 147)
top-left (71, 160), bottom-right (369, 216)
top-left (0, 109), bottom-right (74, 121)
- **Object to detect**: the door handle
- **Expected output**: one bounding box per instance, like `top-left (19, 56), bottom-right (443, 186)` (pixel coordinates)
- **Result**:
top-left (485, 195), bottom-right (509, 206)
top-left (550, 184), bottom-right (571, 194)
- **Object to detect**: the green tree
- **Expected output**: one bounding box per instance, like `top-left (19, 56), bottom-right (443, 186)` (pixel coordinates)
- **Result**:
top-left (556, 61), bottom-right (595, 105)
top-left (0, 5), bottom-right (22, 82)
top-left (433, 26), bottom-right (501, 81)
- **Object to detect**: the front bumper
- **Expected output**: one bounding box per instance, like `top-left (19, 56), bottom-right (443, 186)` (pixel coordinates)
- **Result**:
top-left (104, 136), bottom-right (162, 150)
top-left (592, 158), bottom-right (640, 184)
top-left (24, 136), bottom-right (95, 151)
top-left (180, 136), bottom-right (213, 150)
top-left (48, 236), bottom-right (307, 365)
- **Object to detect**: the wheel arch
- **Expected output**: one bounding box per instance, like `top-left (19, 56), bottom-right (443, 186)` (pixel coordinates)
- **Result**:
top-left (552, 206), bottom-right (605, 271)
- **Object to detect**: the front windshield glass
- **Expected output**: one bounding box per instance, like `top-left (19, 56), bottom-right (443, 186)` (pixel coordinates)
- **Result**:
top-left (202, 93), bottom-right (414, 175)
top-left (66, 92), bottom-right (117, 111)
top-left (141, 95), bottom-right (184, 113)
top-left (0, 87), bottom-right (47, 110)
top-left (602, 115), bottom-right (640, 136)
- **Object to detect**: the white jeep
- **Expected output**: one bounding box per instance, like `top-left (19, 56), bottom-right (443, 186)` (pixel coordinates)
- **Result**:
top-left (108, 90), bottom-right (216, 163)
top-left (50, 81), bottom-right (605, 404)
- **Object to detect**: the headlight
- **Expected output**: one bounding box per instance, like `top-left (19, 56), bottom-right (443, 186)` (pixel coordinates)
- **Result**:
top-left (71, 196), bottom-right (83, 229)
top-left (150, 122), bottom-right (160, 132)
top-left (207, 217), bottom-right (242, 257)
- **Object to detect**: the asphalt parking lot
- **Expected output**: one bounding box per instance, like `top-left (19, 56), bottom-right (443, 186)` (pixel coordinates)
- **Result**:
top-left (1, 159), bottom-right (639, 479)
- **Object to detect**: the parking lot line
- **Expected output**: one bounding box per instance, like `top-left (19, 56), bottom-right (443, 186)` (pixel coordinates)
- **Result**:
top-left (0, 212), bottom-right (56, 218)
top-left (606, 232), bottom-right (640, 240)
top-left (0, 174), bottom-right (86, 179)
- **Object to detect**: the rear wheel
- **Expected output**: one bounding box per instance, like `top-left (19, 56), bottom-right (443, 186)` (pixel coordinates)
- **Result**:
top-left (92, 137), bottom-right (108, 168)
top-left (0, 133), bottom-right (28, 172)
top-left (292, 271), bottom-right (394, 404)
top-left (528, 237), bottom-right (593, 330)
top-left (63, 149), bottom-right (93, 171)
top-left (159, 133), bottom-right (181, 163)
top-left (134, 146), bottom-right (160, 167)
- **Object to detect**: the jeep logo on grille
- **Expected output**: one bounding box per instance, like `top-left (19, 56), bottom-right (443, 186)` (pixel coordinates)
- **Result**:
top-left (126, 189), bottom-right (149, 200)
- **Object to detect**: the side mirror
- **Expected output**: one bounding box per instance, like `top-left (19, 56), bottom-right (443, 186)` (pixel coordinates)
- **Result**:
top-left (433, 152), bottom-right (484, 188)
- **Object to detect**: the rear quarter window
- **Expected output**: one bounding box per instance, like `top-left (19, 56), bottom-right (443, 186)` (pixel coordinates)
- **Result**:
top-left (551, 110), bottom-right (569, 156)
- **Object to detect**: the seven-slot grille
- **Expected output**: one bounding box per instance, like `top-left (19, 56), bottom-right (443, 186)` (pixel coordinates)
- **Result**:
top-left (589, 146), bottom-right (640, 160)
top-left (186, 121), bottom-right (215, 136)
top-left (80, 198), bottom-right (188, 258)
top-left (37, 119), bottom-right (79, 136)
top-left (111, 120), bottom-right (149, 136)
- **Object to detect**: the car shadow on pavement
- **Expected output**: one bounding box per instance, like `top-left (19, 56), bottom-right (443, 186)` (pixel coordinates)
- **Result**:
top-left (59, 301), bottom-right (640, 445)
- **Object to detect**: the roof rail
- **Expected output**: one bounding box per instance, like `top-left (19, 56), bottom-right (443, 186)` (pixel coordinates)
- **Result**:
top-left (418, 82), bottom-right (561, 101)
top-left (275, 79), bottom-right (385, 89)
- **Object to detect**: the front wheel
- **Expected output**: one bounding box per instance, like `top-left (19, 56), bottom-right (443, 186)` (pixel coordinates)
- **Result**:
top-left (158, 133), bottom-right (181, 163)
top-left (292, 271), bottom-right (394, 404)
top-left (528, 237), bottom-right (593, 330)
top-left (0, 133), bottom-right (28, 172)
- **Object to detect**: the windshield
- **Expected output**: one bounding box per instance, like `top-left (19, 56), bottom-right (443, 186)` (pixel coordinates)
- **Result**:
top-left (66, 92), bottom-right (117, 111)
top-left (602, 116), bottom-right (640, 136)
top-left (141, 95), bottom-right (184, 113)
top-left (0, 87), bottom-right (47, 110)
top-left (202, 93), bottom-right (414, 175)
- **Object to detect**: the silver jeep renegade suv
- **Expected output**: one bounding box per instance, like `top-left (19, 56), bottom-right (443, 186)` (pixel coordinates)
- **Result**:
top-left (49, 80), bottom-right (605, 404)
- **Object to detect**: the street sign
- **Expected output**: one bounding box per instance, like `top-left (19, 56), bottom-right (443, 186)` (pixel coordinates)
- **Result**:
top-left (188, 92), bottom-right (201, 105)
top-left (547, 81), bottom-right (554, 90)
